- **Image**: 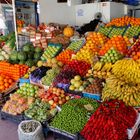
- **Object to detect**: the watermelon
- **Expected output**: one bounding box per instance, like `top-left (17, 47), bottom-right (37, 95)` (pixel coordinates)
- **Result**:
top-left (18, 52), bottom-right (27, 61)
top-left (23, 45), bottom-right (30, 52)
top-left (10, 51), bottom-right (18, 61)
top-left (19, 60), bottom-right (25, 64)
top-left (30, 46), bottom-right (35, 52)
top-left (34, 53), bottom-right (42, 60)
top-left (27, 52), bottom-right (34, 59)
top-left (25, 59), bottom-right (34, 67)
top-left (35, 47), bottom-right (42, 53)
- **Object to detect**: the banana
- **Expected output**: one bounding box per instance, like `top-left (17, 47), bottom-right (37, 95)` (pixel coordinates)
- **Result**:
top-left (93, 61), bottom-right (104, 71)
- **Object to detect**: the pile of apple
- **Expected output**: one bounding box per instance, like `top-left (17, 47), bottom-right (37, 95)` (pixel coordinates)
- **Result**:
top-left (69, 75), bottom-right (94, 92)
top-left (98, 26), bottom-right (113, 36)
top-left (41, 44), bottom-right (62, 61)
top-left (100, 48), bottom-right (123, 63)
top-left (16, 83), bottom-right (39, 97)
top-left (124, 26), bottom-right (140, 38)
top-left (37, 87), bottom-right (70, 108)
top-left (67, 40), bottom-right (84, 52)
top-left (108, 27), bottom-right (126, 38)
top-left (127, 38), bottom-right (140, 60)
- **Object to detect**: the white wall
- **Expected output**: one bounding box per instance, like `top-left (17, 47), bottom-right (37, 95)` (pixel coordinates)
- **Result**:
top-left (75, 2), bottom-right (111, 26)
top-left (39, 0), bottom-right (82, 26)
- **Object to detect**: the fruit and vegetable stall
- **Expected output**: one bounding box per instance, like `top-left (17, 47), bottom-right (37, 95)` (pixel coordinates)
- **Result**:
top-left (1, 16), bottom-right (140, 140)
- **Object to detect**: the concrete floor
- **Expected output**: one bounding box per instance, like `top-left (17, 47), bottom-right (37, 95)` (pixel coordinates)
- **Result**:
top-left (0, 119), bottom-right (140, 140)
top-left (0, 119), bottom-right (54, 140)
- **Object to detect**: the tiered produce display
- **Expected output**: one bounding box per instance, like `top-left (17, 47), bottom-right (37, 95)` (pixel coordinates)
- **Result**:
top-left (1, 16), bottom-right (140, 140)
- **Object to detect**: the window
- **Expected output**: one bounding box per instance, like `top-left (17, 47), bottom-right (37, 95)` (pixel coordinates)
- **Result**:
top-left (57, 0), bottom-right (67, 3)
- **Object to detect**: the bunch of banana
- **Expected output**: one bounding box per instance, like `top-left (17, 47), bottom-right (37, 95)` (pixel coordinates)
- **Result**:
top-left (92, 62), bottom-right (112, 79)
top-left (93, 61), bottom-right (104, 71)
top-left (102, 75), bottom-right (140, 106)
top-left (112, 59), bottom-right (140, 84)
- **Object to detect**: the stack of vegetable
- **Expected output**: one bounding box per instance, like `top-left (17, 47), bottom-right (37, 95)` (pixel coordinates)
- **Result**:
top-left (50, 98), bottom-right (99, 134)
top-left (81, 100), bottom-right (137, 140)
top-left (9, 43), bottom-right (43, 67)
top-left (24, 99), bottom-right (53, 122)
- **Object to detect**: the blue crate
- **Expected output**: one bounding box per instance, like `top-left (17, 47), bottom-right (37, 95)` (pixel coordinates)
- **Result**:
top-left (57, 83), bottom-right (70, 92)
top-left (82, 92), bottom-right (101, 101)
top-left (19, 78), bottom-right (30, 84)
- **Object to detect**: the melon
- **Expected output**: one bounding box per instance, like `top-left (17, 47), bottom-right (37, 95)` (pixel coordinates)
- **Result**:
top-left (10, 51), bottom-right (18, 61)
top-left (35, 47), bottom-right (42, 53)
top-left (23, 45), bottom-right (30, 52)
top-left (25, 59), bottom-right (34, 67)
top-left (34, 53), bottom-right (42, 60)
top-left (18, 52), bottom-right (27, 61)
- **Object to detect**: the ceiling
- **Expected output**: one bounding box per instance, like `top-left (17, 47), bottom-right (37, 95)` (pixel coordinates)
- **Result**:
top-left (0, 0), bottom-right (12, 4)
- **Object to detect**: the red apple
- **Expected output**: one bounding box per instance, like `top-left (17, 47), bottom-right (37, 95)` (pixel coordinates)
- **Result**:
top-left (54, 97), bottom-right (59, 102)
top-left (49, 100), bottom-right (54, 105)
top-left (58, 100), bottom-right (63, 105)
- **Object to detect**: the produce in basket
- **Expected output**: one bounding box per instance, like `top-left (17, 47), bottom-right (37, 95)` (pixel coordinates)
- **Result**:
top-left (56, 49), bottom-right (75, 64)
top-left (16, 83), bottom-right (39, 97)
top-left (81, 100), bottom-right (137, 140)
top-left (0, 61), bottom-right (29, 80)
top-left (50, 98), bottom-right (99, 134)
top-left (127, 38), bottom-right (140, 60)
top-left (2, 93), bottom-right (35, 115)
top-left (102, 75), bottom-right (140, 106)
top-left (24, 99), bottom-right (55, 122)
top-left (37, 87), bottom-right (70, 108)
top-left (99, 36), bottom-right (131, 56)
top-left (41, 67), bottom-right (60, 86)
top-left (106, 16), bottom-right (140, 27)
top-left (111, 59), bottom-right (140, 84)
top-left (41, 58), bottom-right (64, 68)
top-left (100, 48), bottom-right (123, 64)
top-left (0, 73), bottom-right (15, 93)
top-left (41, 43), bottom-right (62, 61)
top-left (69, 75), bottom-right (94, 92)
top-left (30, 66), bottom-right (50, 83)
top-left (92, 62), bottom-right (112, 79)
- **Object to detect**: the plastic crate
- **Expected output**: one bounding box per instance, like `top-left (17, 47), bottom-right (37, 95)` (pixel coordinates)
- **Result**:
top-left (82, 92), bottom-right (101, 100)
top-left (68, 90), bottom-right (83, 97)
top-left (48, 126), bottom-right (84, 140)
top-left (0, 111), bottom-right (24, 124)
top-left (57, 83), bottom-right (70, 92)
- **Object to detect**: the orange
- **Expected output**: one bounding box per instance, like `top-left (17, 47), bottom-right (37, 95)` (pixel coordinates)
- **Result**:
top-left (4, 79), bottom-right (8, 83)
top-left (0, 76), bottom-right (4, 81)
top-left (8, 79), bottom-right (13, 84)
top-left (4, 83), bottom-right (9, 88)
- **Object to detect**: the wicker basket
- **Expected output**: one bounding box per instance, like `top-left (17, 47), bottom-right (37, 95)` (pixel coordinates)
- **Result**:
top-left (18, 120), bottom-right (44, 140)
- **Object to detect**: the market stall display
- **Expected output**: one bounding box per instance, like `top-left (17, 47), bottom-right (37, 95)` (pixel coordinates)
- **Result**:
top-left (1, 16), bottom-right (140, 140)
